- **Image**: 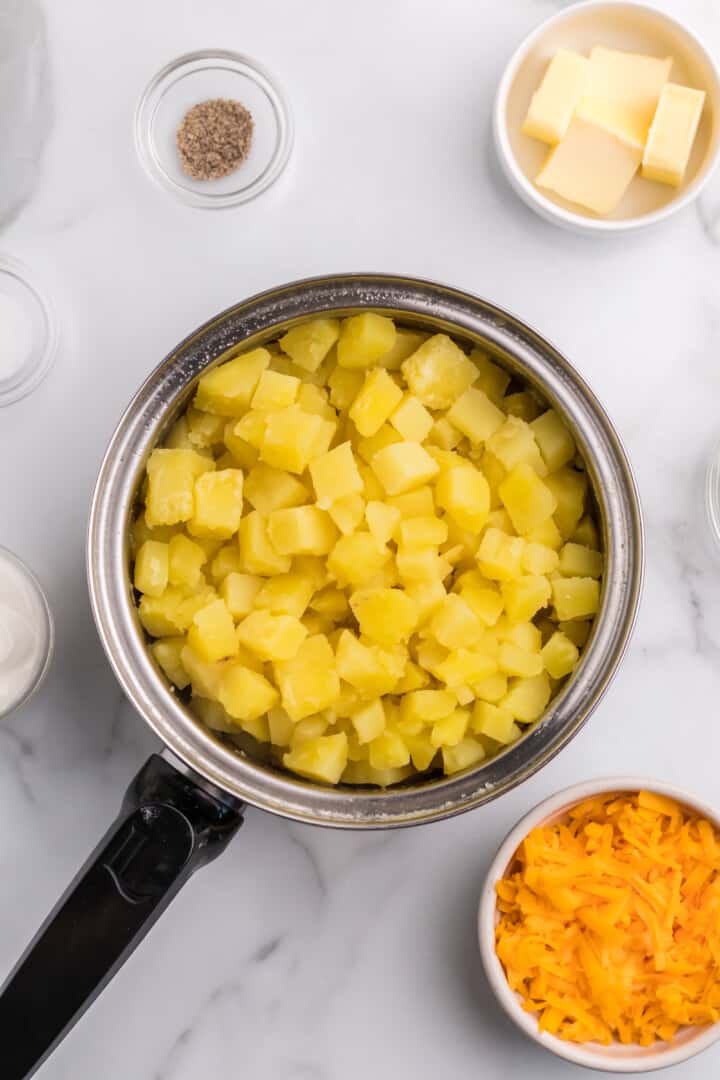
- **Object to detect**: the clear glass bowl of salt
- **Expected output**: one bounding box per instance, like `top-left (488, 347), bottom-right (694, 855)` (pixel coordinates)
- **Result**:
top-left (0, 255), bottom-right (58, 407)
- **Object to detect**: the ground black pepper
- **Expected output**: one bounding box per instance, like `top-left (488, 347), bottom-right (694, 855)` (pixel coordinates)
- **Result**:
top-left (176, 98), bottom-right (254, 181)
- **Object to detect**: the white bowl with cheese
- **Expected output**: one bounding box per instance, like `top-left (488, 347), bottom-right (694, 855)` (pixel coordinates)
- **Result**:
top-left (478, 777), bottom-right (720, 1071)
top-left (493, 1), bottom-right (720, 233)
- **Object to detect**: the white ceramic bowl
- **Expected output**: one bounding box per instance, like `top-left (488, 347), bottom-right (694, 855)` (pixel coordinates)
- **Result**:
top-left (493, 1), bottom-right (720, 234)
top-left (478, 777), bottom-right (720, 1072)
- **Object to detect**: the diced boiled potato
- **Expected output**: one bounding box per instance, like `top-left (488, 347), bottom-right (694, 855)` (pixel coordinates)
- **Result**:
top-left (472, 701), bottom-right (518, 743)
top-left (542, 631), bottom-right (580, 679)
top-left (220, 572), bottom-right (263, 618)
top-left (431, 708), bottom-right (470, 748)
top-left (188, 469), bottom-right (244, 539)
top-left (400, 689), bottom-right (456, 726)
top-left (522, 541), bottom-right (559, 576)
top-left (351, 699), bottom-right (386, 744)
top-left (251, 368), bottom-right (300, 411)
top-left (268, 706), bottom-right (295, 747)
top-left (268, 506), bottom-right (338, 556)
top-left (388, 487), bottom-right (435, 518)
top-left (254, 572), bottom-right (314, 617)
top-left (471, 351), bottom-right (511, 405)
top-left (558, 542), bottom-right (603, 578)
top-left (487, 417), bottom-right (547, 477)
top-left (503, 673), bottom-right (551, 723)
top-left (186, 407), bottom-right (225, 448)
top-left (399, 516), bottom-right (448, 546)
top-left (405, 579), bottom-right (447, 624)
top-left (328, 533), bottom-right (389, 586)
top-left (244, 464), bottom-right (308, 515)
top-left (429, 594), bottom-right (485, 649)
top-left (396, 545), bottom-right (451, 584)
top-left (477, 528), bottom-right (525, 581)
top-left (404, 731), bottom-right (438, 772)
top-left (219, 665), bottom-right (279, 721)
top-left (447, 386), bottom-right (505, 445)
top-left (139, 588), bottom-right (199, 638)
top-left (236, 512), bottom-right (289, 575)
top-left (188, 598), bottom-right (239, 662)
top-left (526, 517), bottom-right (564, 551)
top-left (194, 349), bottom-right (271, 415)
top-left (552, 577), bottom-right (600, 621)
top-left (290, 716), bottom-right (330, 746)
top-left (473, 672), bottom-right (508, 703)
top-left (280, 318), bottom-right (340, 372)
top-left (442, 738), bottom-right (486, 775)
top-left (559, 619), bottom-right (591, 647)
top-left (428, 416), bottom-right (463, 450)
top-left (236, 610), bottom-right (307, 661)
top-left (394, 661), bottom-right (431, 693)
top-left (573, 515), bottom-right (600, 550)
top-left (310, 586), bottom-right (348, 620)
top-left (328, 366), bottom-right (364, 410)
top-left (531, 410), bottom-right (576, 472)
top-left (191, 695), bottom-right (238, 733)
top-left (151, 637), bottom-right (190, 689)
top-left (479, 450), bottom-right (506, 510)
top-left (378, 328), bottom-right (427, 370)
top-left (499, 464), bottom-right (557, 536)
top-left (261, 405), bottom-right (328, 474)
top-left (371, 442), bottom-right (439, 495)
top-left (434, 649), bottom-right (497, 688)
top-left (134, 540), bottom-right (169, 597)
top-left (349, 368), bottom-right (403, 437)
top-left (309, 441), bottom-right (363, 508)
top-left (233, 410), bottom-right (267, 450)
top-left (335, 630), bottom-right (405, 696)
top-left (401, 334), bottom-right (477, 409)
top-left (164, 415), bottom-right (193, 450)
top-left (284, 732), bottom-right (349, 784)
top-left (436, 463), bottom-right (490, 532)
top-left (456, 574), bottom-right (504, 626)
top-left (337, 313), bottom-right (396, 369)
top-left (167, 534), bottom-right (206, 589)
top-left (328, 494), bottom-right (366, 535)
top-left (365, 500), bottom-right (401, 545)
top-left (503, 392), bottom-right (540, 423)
top-left (368, 730), bottom-right (410, 770)
top-left (297, 382), bottom-right (334, 419)
top-left (350, 588), bottom-right (417, 645)
top-left (545, 467), bottom-right (588, 539)
top-left (499, 643), bottom-right (544, 678)
top-left (501, 575), bottom-right (551, 623)
top-left (497, 619), bottom-right (541, 652)
top-left (145, 448), bottom-right (214, 526)
top-left (223, 421), bottom-right (259, 469)
top-left (181, 644), bottom-right (234, 699)
top-left (274, 634), bottom-right (340, 721)
top-left (356, 423), bottom-right (402, 465)
top-left (389, 395), bottom-right (433, 442)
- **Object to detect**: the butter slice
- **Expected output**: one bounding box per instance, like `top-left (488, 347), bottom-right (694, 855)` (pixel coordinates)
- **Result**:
top-left (587, 47), bottom-right (673, 138)
top-left (536, 115), bottom-right (642, 215)
top-left (642, 83), bottom-right (706, 186)
top-left (522, 50), bottom-right (590, 145)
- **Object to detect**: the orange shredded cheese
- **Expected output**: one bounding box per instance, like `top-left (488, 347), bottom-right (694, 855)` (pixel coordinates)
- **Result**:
top-left (495, 791), bottom-right (720, 1046)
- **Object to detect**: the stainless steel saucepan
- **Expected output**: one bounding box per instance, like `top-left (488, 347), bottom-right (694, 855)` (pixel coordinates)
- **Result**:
top-left (0, 275), bottom-right (644, 1078)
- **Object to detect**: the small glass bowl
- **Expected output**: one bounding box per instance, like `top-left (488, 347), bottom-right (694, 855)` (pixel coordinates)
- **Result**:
top-left (706, 440), bottom-right (720, 552)
top-left (0, 255), bottom-right (58, 408)
top-left (135, 49), bottom-right (294, 209)
top-left (0, 546), bottom-right (54, 721)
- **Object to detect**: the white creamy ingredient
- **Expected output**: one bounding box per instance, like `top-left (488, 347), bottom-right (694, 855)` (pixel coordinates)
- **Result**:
top-left (0, 551), bottom-right (50, 714)
top-left (0, 293), bottom-right (34, 381)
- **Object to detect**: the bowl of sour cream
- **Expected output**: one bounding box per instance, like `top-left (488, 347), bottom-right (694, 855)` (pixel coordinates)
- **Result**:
top-left (0, 546), bottom-right (54, 719)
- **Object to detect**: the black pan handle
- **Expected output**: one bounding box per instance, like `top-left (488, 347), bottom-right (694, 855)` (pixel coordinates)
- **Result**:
top-left (0, 752), bottom-right (245, 1080)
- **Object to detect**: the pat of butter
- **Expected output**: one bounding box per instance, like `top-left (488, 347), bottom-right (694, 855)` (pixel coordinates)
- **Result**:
top-left (521, 50), bottom-right (590, 145)
top-left (587, 47), bottom-right (673, 138)
top-left (536, 114), bottom-right (642, 215)
top-left (642, 83), bottom-right (706, 186)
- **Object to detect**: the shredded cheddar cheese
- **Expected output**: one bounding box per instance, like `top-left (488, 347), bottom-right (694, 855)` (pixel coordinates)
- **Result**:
top-left (495, 791), bottom-right (720, 1046)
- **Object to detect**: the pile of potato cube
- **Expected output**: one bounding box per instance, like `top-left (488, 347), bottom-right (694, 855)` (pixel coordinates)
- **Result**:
top-left (131, 313), bottom-right (602, 787)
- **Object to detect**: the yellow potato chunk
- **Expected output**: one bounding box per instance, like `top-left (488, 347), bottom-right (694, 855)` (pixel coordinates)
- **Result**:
top-left (145, 448), bottom-right (214, 527)
top-left (254, 572), bottom-right (314, 617)
top-left (350, 588), bottom-right (418, 645)
top-left (503, 673), bottom-right (551, 723)
top-left (542, 631), bottom-right (580, 679)
top-left (377, 328), bottom-right (427, 370)
top-left (220, 572), bottom-right (263, 618)
top-left (525, 517), bottom-right (564, 551)
top-left (328, 493), bottom-right (366, 535)
top-left (223, 421), bottom-right (258, 469)
top-left (349, 368), bottom-right (403, 437)
top-left (337, 313), bottom-right (396, 369)
top-left (431, 708), bottom-right (470, 748)
top-left (499, 643), bottom-right (543, 678)
top-left (284, 732), bottom-right (348, 784)
top-left (573, 515), bottom-right (600, 550)
top-left (428, 416), bottom-right (462, 450)
top-left (503, 392), bottom-right (540, 423)
top-left (261, 405), bottom-right (328, 474)
top-left (238, 512), bottom-right (292, 575)
top-left (545, 467), bottom-right (587, 539)
top-left (434, 649), bottom-right (497, 688)
top-left (187, 598), bottom-right (239, 662)
top-left (436, 463), bottom-right (490, 532)
top-left (274, 635), bottom-right (340, 720)
top-left (447, 386), bottom-right (505, 445)
top-left (389, 395), bottom-right (433, 442)
top-left (472, 701), bottom-right (520, 744)
top-left (251, 368), bottom-right (300, 411)
top-left (442, 738), bottom-right (486, 775)
top-left (134, 540), bottom-right (169, 597)
top-left (369, 730), bottom-right (410, 770)
top-left (371, 442), bottom-right (439, 495)
top-left (558, 542), bottom-right (603, 578)
top-left (399, 516), bottom-right (448, 546)
top-left (236, 610), bottom-right (307, 661)
top-left (218, 665), bottom-right (279, 721)
top-left (356, 423), bottom-right (402, 465)
top-left (351, 699), bottom-right (386, 744)
top-left (194, 348), bottom-right (271, 416)
top-left (335, 630), bottom-right (404, 696)
top-left (477, 528), bottom-right (525, 582)
top-left (151, 637), bottom-right (190, 689)
top-left (364, 501), bottom-right (401, 546)
top-left (166, 534), bottom-right (205, 589)
top-left (309, 441), bottom-right (363, 508)
top-left (522, 541), bottom-right (559, 576)
top-left (189, 469), bottom-right (244, 539)
top-left (185, 407), bottom-right (225, 448)
top-left (474, 672), bottom-right (508, 703)
top-left (280, 318), bottom-right (340, 372)
top-left (501, 575), bottom-right (551, 623)
top-left (268, 506), bottom-right (338, 556)
top-left (499, 464), bottom-right (557, 536)
top-left (328, 366), bottom-right (364, 410)
top-left (487, 417), bottom-right (547, 477)
top-left (400, 689), bottom-right (455, 726)
top-left (429, 594), bottom-right (485, 649)
top-left (327, 533), bottom-right (389, 587)
top-left (531, 410), bottom-right (576, 472)
top-left (243, 464), bottom-right (308, 515)
top-left (401, 334), bottom-right (477, 409)
top-left (552, 577), bottom-right (600, 621)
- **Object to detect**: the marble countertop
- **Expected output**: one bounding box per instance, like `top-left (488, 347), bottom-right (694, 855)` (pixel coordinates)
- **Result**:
top-left (3, 0), bottom-right (720, 1076)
